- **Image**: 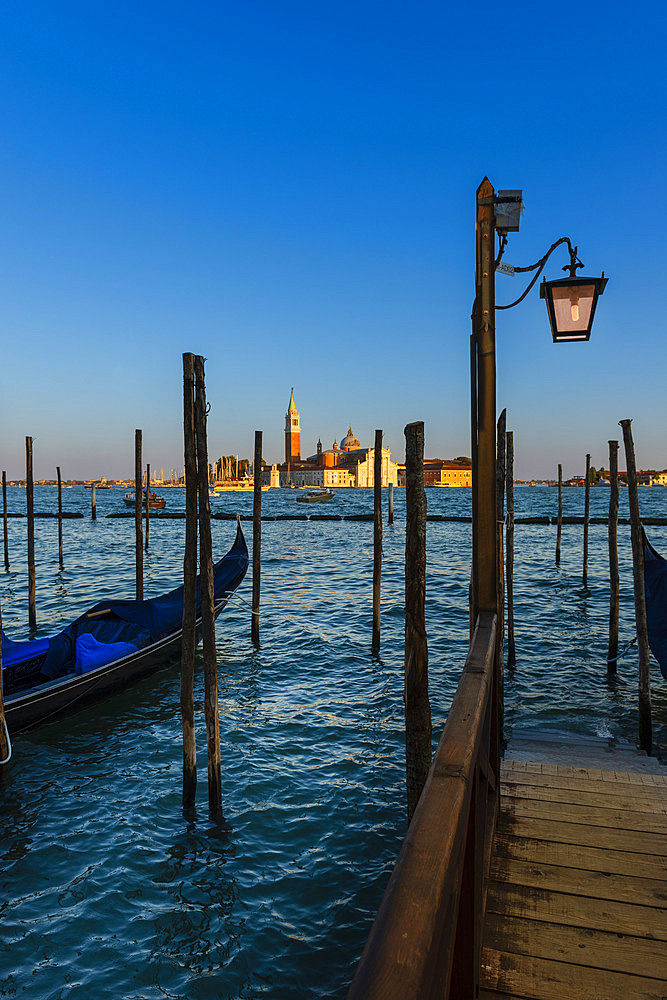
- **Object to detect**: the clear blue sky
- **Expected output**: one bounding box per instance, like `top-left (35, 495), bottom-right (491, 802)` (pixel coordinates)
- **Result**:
top-left (1, 0), bottom-right (664, 480)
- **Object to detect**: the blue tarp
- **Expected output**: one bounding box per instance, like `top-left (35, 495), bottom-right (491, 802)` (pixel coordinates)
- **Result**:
top-left (644, 529), bottom-right (667, 679)
top-left (2, 523), bottom-right (248, 689)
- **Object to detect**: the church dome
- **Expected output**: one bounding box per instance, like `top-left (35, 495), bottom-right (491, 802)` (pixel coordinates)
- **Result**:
top-left (340, 427), bottom-right (360, 451)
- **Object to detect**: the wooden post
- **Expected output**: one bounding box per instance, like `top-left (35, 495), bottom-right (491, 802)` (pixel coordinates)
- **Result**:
top-left (607, 440), bottom-right (620, 674)
top-left (26, 437), bottom-right (36, 629)
top-left (472, 177), bottom-right (497, 623)
top-left (135, 430), bottom-right (143, 600)
top-left (506, 432), bottom-right (516, 667)
top-left (372, 429), bottom-right (383, 655)
top-left (496, 410), bottom-right (506, 737)
top-left (91, 484), bottom-right (96, 520)
top-left (388, 482), bottom-right (394, 525)
top-left (583, 453), bottom-right (591, 588)
top-left (556, 463), bottom-right (563, 566)
top-left (620, 419), bottom-right (652, 754)
top-left (2, 471), bottom-right (9, 571)
top-left (251, 431), bottom-right (262, 647)
top-left (145, 463), bottom-right (150, 551)
top-left (180, 353), bottom-right (197, 810)
top-left (0, 605), bottom-right (8, 766)
top-left (56, 466), bottom-right (63, 568)
top-left (404, 421), bottom-right (431, 824)
top-left (194, 355), bottom-right (222, 814)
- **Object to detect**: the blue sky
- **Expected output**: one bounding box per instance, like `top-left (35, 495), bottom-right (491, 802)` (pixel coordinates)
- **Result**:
top-left (1, 0), bottom-right (664, 480)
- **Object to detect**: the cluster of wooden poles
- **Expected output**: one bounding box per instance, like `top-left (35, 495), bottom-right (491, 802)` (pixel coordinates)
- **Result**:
top-left (553, 419), bottom-right (653, 752)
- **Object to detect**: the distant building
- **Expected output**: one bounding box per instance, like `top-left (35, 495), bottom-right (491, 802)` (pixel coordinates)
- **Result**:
top-left (397, 458), bottom-right (472, 488)
top-left (262, 390), bottom-right (398, 487)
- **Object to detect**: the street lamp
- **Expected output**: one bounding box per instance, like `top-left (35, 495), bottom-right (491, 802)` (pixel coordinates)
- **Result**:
top-left (540, 252), bottom-right (608, 343)
top-left (470, 177), bottom-right (608, 624)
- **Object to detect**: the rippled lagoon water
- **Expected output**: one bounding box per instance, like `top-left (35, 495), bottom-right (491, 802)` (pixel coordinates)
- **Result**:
top-left (1, 484), bottom-right (666, 998)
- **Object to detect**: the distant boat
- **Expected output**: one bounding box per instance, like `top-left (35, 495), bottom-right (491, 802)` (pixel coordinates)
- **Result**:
top-left (296, 490), bottom-right (335, 503)
top-left (123, 491), bottom-right (166, 510)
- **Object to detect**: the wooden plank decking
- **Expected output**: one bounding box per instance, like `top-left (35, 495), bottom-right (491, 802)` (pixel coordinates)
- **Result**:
top-left (480, 759), bottom-right (667, 1000)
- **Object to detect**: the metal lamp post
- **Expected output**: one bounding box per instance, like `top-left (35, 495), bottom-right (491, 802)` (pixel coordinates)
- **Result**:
top-left (471, 178), bottom-right (608, 628)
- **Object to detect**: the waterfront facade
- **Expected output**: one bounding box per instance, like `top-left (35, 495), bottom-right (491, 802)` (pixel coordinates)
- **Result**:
top-left (262, 391), bottom-right (399, 487)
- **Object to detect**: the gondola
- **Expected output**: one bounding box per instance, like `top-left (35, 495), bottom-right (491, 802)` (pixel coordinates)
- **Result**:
top-left (1, 522), bottom-right (248, 733)
top-left (643, 527), bottom-right (667, 678)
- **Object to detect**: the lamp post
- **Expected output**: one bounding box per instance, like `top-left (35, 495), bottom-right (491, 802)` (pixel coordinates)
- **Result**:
top-left (470, 176), bottom-right (607, 641)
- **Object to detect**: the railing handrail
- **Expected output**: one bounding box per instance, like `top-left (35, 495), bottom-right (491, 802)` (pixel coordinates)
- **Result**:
top-left (347, 610), bottom-right (498, 1000)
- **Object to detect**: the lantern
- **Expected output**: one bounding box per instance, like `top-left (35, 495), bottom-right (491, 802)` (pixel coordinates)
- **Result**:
top-left (540, 274), bottom-right (608, 343)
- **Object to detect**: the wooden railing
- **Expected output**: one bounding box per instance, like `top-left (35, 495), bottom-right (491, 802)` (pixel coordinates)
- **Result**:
top-left (347, 611), bottom-right (499, 1000)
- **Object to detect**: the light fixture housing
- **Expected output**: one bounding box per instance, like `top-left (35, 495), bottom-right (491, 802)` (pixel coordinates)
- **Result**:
top-left (540, 273), bottom-right (608, 342)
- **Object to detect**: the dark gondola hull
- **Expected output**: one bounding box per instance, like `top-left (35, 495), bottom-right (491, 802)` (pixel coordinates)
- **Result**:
top-left (4, 597), bottom-right (229, 732)
top-left (3, 524), bottom-right (248, 733)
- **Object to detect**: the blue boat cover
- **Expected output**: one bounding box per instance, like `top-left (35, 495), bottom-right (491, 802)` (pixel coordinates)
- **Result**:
top-left (2, 523), bottom-right (248, 687)
top-left (643, 528), bottom-right (667, 679)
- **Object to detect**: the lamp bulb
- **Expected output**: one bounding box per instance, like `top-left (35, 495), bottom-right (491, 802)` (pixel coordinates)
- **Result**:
top-left (571, 302), bottom-right (579, 322)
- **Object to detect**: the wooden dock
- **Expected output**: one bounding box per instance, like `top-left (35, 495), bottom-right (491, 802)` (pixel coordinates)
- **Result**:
top-left (480, 746), bottom-right (667, 1000)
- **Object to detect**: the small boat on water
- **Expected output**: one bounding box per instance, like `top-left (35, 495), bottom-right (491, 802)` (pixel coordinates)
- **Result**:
top-left (1, 523), bottom-right (249, 734)
top-left (123, 490), bottom-right (166, 509)
top-left (296, 490), bottom-right (335, 503)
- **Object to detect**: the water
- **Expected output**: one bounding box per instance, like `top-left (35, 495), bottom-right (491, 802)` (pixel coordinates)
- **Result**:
top-left (1, 484), bottom-right (666, 998)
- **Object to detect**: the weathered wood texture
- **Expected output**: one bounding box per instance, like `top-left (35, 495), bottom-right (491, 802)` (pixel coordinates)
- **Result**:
top-left (472, 177), bottom-right (497, 618)
top-left (57, 466), bottom-right (63, 568)
top-left (556, 463), bottom-right (562, 565)
top-left (3, 470), bottom-right (9, 571)
top-left (404, 421), bottom-right (431, 824)
top-left (251, 430), bottom-right (262, 647)
top-left (506, 432), bottom-right (515, 666)
top-left (372, 428), bottom-right (383, 655)
top-left (347, 612), bottom-right (498, 1000)
top-left (134, 429), bottom-right (143, 600)
top-left (194, 355), bottom-right (222, 815)
top-left (608, 440), bottom-right (619, 672)
top-left (26, 437), bottom-right (36, 628)
top-left (180, 353), bottom-right (197, 809)
top-left (583, 452), bottom-right (590, 588)
top-left (620, 418), bottom-right (652, 754)
top-left (480, 760), bottom-right (667, 999)
top-left (145, 463), bottom-right (150, 550)
top-left (91, 483), bottom-right (96, 520)
top-left (496, 411), bottom-right (506, 729)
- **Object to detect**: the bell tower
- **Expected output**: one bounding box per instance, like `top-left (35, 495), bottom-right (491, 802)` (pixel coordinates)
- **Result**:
top-left (284, 388), bottom-right (301, 465)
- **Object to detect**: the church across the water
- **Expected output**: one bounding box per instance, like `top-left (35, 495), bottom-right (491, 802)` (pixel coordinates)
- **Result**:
top-left (262, 389), bottom-right (399, 488)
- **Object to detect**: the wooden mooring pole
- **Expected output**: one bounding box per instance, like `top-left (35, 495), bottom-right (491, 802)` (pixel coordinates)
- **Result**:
top-left (583, 452), bottom-right (590, 588)
top-left (506, 431), bottom-right (516, 666)
top-left (607, 440), bottom-right (620, 673)
top-left (404, 421), bottom-right (430, 824)
top-left (180, 353), bottom-right (197, 810)
top-left (388, 482), bottom-right (394, 525)
top-left (145, 463), bottom-right (150, 551)
top-left (91, 484), bottom-right (96, 520)
top-left (57, 466), bottom-right (63, 568)
top-left (556, 463), bottom-right (563, 566)
top-left (620, 419), bottom-right (652, 754)
top-left (251, 430), bottom-right (262, 648)
top-left (0, 606), bottom-right (8, 767)
top-left (372, 428), bottom-right (383, 655)
top-left (194, 355), bottom-right (222, 814)
top-left (496, 410), bottom-right (506, 737)
top-left (2, 471), bottom-right (9, 571)
top-left (26, 437), bottom-right (36, 629)
top-left (135, 430), bottom-right (143, 600)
